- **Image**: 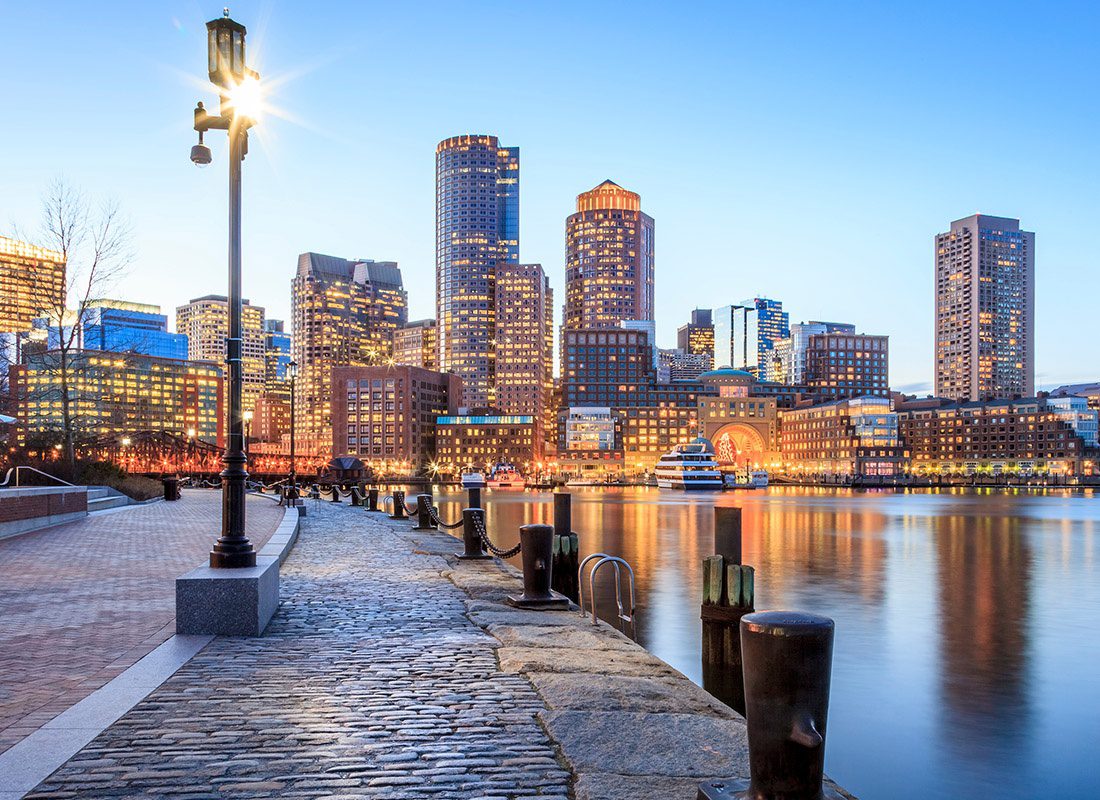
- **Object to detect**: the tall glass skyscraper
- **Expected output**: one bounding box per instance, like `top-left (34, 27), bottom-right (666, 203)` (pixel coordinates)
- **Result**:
top-left (713, 298), bottom-right (789, 379)
top-left (435, 134), bottom-right (519, 409)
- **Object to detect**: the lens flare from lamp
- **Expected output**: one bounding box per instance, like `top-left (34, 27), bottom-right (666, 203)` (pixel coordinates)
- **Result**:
top-left (228, 76), bottom-right (264, 120)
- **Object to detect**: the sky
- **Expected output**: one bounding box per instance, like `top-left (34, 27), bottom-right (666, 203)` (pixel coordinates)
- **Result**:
top-left (2, 1), bottom-right (1098, 393)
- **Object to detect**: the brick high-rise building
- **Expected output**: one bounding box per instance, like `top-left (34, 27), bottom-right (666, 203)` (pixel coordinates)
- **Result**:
top-left (393, 319), bottom-right (437, 371)
top-left (176, 295), bottom-right (266, 415)
top-left (935, 214), bottom-right (1034, 402)
top-left (564, 180), bottom-right (654, 331)
top-left (292, 252), bottom-right (408, 453)
top-left (805, 331), bottom-right (889, 401)
top-left (435, 134), bottom-right (519, 409)
top-left (495, 263), bottom-right (553, 457)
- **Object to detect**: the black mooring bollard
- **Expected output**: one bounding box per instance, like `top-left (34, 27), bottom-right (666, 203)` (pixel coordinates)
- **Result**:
top-left (456, 508), bottom-right (492, 560)
top-left (506, 524), bottom-right (570, 609)
top-left (467, 486), bottom-right (482, 511)
top-left (329, 484), bottom-right (342, 503)
top-left (350, 486), bottom-right (362, 506)
top-left (413, 493), bottom-right (435, 530)
top-left (366, 487), bottom-right (380, 511)
top-left (389, 489), bottom-right (407, 519)
top-left (698, 611), bottom-right (841, 800)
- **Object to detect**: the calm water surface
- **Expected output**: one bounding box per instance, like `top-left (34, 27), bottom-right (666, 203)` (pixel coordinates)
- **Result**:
top-left (427, 486), bottom-right (1100, 800)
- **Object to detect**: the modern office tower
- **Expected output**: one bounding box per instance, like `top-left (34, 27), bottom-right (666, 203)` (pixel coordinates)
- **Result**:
top-left (564, 180), bottom-right (655, 331)
top-left (292, 252), bottom-right (408, 451)
top-left (713, 299), bottom-right (789, 378)
top-left (773, 320), bottom-right (856, 384)
top-left (804, 331), bottom-right (889, 401)
top-left (393, 319), bottom-right (438, 371)
top-left (81, 300), bottom-right (189, 359)
top-left (12, 350), bottom-right (223, 444)
top-left (330, 365), bottom-right (461, 468)
top-left (780, 396), bottom-right (905, 478)
top-left (435, 414), bottom-right (536, 474)
top-left (677, 308), bottom-right (714, 356)
top-left (659, 348), bottom-right (711, 382)
top-left (935, 214), bottom-right (1035, 402)
top-left (262, 319), bottom-right (292, 401)
top-left (176, 295), bottom-right (266, 415)
top-left (0, 236), bottom-right (65, 334)
top-left (897, 395), bottom-right (1100, 476)
top-left (435, 134), bottom-right (519, 409)
top-left (495, 263), bottom-right (553, 456)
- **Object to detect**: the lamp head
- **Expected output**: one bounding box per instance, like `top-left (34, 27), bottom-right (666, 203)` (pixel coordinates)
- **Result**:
top-left (190, 142), bottom-right (213, 167)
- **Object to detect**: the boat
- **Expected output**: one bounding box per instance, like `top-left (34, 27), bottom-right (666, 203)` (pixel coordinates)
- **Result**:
top-left (461, 472), bottom-right (487, 489)
top-left (487, 462), bottom-right (526, 489)
top-left (723, 469), bottom-right (769, 489)
top-left (654, 440), bottom-right (724, 490)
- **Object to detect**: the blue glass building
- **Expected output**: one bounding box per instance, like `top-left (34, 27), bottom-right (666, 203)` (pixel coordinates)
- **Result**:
top-left (31, 300), bottom-right (188, 359)
top-left (264, 318), bottom-right (292, 395)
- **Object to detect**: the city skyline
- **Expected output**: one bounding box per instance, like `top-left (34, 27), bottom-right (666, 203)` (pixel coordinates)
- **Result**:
top-left (2, 2), bottom-right (1098, 392)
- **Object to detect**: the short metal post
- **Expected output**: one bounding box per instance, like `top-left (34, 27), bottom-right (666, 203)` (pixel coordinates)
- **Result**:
top-left (329, 484), bottom-right (341, 503)
top-left (698, 611), bottom-right (841, 800)
top-left (551, 491), bottom-right (579, 601)
top-left (389, 489), bottom-right (407, 520)
top-left (467, 486), bottom-right (482, 510)
top-left (366, 487), bottom-right (379, 511)
top-left (507, 524), bottom-right (569, 609)
top-left (701, 505), bottom-right (754, 715)
top-left (413, 493), bottom-right (435, 530)
top-left (714, 506), bottom-right (742, 565)
top-left (456, 508), bottom-right (491, 560)
top-left (350, 485), bottom-right (362, 506)
top-left (552, 491), bottom-right (571, 537)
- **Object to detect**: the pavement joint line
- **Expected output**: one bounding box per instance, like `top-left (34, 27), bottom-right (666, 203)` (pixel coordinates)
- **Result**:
top-left (0, 633), bottom-right (213, 797)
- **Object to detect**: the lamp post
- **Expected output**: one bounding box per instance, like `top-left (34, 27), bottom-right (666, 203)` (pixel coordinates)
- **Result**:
top-left (191, 10), bottom-right (261, 569)
top-left (288, 360), bottom-right (298, 490)
top-left (243, 409), bottom-right (253, 462)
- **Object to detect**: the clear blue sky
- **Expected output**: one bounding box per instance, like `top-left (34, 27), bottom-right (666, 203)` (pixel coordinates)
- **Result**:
top-left (3, 1), bottom-right (1097, 392)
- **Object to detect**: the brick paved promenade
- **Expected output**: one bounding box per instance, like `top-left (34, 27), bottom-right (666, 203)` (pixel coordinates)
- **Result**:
top-left (0, 491), bottom-right (284, 753)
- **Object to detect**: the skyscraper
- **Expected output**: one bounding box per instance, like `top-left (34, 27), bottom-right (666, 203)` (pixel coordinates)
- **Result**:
top-left (393, 319), bottom-right (437, 371)
top-left (292, 252), bottom-right (407, 451)
top-left (262, 319), bottom-right (292, 400)
top-left (935, 214), bottom-right (1034, 402)
top-left (713, 298), bottom-right (789, 378)
top-left (805, 331), bottom-right (889, 401)
top-left (82, 300), bottom-right (189, 360)
top-left (176, 295), bottom-right (266, 415)
top-left (435, 134), bottom-right (519, 409)
top-left (773, 320), bottom-right (856, 384)
top-left (0, 235), bottom-right (65, 334)
top-left (564, 180), bottom-right (654, 331)
top-left (677, 308), bottom-right (714, 359)
top-left (495, 263), bottom-right (553, 456)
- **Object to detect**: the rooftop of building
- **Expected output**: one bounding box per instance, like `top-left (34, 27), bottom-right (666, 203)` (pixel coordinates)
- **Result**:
top-left (297, 252), bottom-right (403, 288)
top-left (574, 179), bottom-right (642, 213)
top-left (698, 367), bottom-right (754, 381)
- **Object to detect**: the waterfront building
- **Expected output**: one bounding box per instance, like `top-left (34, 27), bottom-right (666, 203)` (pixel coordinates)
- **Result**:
top-left (435, 414), bottom-right (535, 474)
top-left (176, 295), bottom-right (266, 415)
top-left (713, 298), bottom-right (789, 379)
top-left (1051, 382), bottom-right (1100, 411)
top-left (935, 214), bottom-right (1035, 402)
top-left (696, 368), bottom-right (780, 469)
top-left (779, 396), bottom-right (906, 477)
top-left (772, 321), bottom-right (856, 384)
top-left (263, 319), bottom-right (292, 401)
top-left (393, 319), bottom-right (437, 371)
top-left (897, 395), bottom-right (1099, 476)
top-left (564, 180), bottom-right (654, 331)
top-left (435, 134), bottom-right (519, 409)
top-left (329, 365), bottom-right (461, 472)
top-left (495, 263), bottom-right (553, 456)
top-left (0, 235), bottom-right (65, 334)
top-left (677, 308), bottom-right (714, 357)
top-left (805, 331), bottom-right (889, 401)
top-left (292, 252), bottom-right (408, 453)
top-left (11, 350), bottom-right (223, 445)
top-left (251, 393), bottom-right (289, 445)
top-left (620, 319), bottom-right (658, 370)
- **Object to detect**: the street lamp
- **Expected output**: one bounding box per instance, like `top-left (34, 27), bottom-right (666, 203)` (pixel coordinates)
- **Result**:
top-left (191, 9), bottom-right (261, 569)
top-left (288, 360), bottom-right (298, 489)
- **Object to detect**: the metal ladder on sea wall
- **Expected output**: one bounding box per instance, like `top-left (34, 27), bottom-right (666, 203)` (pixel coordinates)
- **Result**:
top-left (578, 553), bottom-right (637, 639)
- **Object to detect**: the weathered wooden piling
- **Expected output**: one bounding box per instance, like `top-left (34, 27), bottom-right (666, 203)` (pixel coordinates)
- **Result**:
top-left (550, 492), bottom-right (580, 601)
top-left (701, 506), bottom-right (755, 716)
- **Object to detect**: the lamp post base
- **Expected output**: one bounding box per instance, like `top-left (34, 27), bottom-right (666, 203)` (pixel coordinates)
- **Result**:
top-left (209, 541), bottom-right (257, 568)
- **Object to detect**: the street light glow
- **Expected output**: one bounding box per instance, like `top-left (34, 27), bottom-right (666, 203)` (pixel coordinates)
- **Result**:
top-left (227, 75), bottom-right (264, 121)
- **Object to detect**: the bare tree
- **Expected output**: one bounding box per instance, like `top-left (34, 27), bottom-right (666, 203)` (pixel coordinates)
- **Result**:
top-left (29, 179), bottom-right (132, 472)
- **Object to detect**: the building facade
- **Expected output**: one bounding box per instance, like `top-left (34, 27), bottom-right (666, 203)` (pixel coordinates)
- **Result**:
top-left (0, 235), bottom-right (65, 334)
top-left (898, 395), bottom-right (1098, 477)
top-left (658, 348), bottom-right (711, 382)
top-left (713, 298), bottom-right (789, 379)
top-left (779, 396), bottom-right (906, 477)
top-left (292, 252), bottom-right (408, 453)
top-left (12, 350), bottom-right (223, 445)
top-left (435, 134), bottom-right (519, 409)
top-left (435, 414), bottom-right (536, 474)
top-left (263, 319), bottom-right (292, 400)
top-left (329, 365), bottom-right (461, 471)
top-left (697, 368), bottom-right (780, 470)
top-left (935, 214), bottom-right (1035, 402)
top-left (564, 180), bottom-right (654, 331)
top-left (805, 331), bottom-right (889, 401)
top-left (495, 263), bottom-right (553, 456)
top-left (82, 300), bottom-right (188, 360)
top-left (677, 308), bottom-right (715, 357)
top-left (176, 295), bottom-right (266, 414)
top-left (772, 321), bottom-right (855, 384)
top-left (393, 319), bottom-right (438, 371)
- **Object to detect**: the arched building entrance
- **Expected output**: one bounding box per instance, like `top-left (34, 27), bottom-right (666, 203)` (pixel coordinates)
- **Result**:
top-left (712, 423), bottom-right (767, 468)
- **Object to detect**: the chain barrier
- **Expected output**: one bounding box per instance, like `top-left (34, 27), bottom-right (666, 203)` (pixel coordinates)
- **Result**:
top-left (429, 506), bottom-right (464, 530)
top-left (404, 497), bottom-right (419, 515)
top-left (473, 513), bottom-right (521, 558)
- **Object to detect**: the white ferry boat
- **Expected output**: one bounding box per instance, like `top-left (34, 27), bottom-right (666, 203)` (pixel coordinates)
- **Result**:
top-left (487, 462), bottom-right (526, 489)
top-left (724, 470), bottom-right (769, 489)
top-left (654, 441), bottom-right (724, 490)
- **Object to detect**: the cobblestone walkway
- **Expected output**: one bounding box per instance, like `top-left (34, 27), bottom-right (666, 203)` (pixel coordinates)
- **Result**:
top-left (25, 501), bottom-right (571, 799)
top-left (0, 491), bottom-right (284, 754)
